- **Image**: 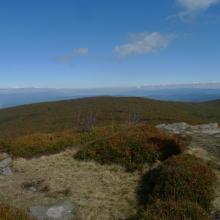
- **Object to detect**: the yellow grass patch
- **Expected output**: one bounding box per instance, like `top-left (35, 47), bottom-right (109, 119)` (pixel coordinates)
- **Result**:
top-left (0, 149), bottom-right (140, 220)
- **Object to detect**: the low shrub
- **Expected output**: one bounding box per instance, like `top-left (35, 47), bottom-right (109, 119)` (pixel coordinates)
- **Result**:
top-left (75, 136), bottom-right (160, 171)
top-left (0, 131), bottom-right (77, 158)
top-left (0, 124), bottom-right (187, 160)
top-left (141, 154), bottom-right (216, 210)
top-left (0, 124), bottom-right (121, 158)
top-left (75, 124), bottom-right (187, 171)
top-left (135, 200), bottom-right (210, 220)
top-left (0, 204), bottom-right (35, 220)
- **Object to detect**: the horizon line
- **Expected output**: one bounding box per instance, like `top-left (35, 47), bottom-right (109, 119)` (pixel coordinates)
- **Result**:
top-left (1, 82), bottom-right (220, 90)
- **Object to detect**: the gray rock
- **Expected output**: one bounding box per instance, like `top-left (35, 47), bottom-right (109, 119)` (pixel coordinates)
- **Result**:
top-left (156, 122), bottom-right (190, 133)
top-left (0, 167), bottom-right (13, 175)
top-left (29, 201), bottom-right (75, 220)
top-left (190, 123), bottom-right (220, 135)
top-left (191, 123), bottom-right (218, 130)
top-left (156, 122), bottom-right (220, 136)
top-left (0, 157), bottom-right (12, 168)
top-left (0, 155), bottom-right (13, 175)
top-left (201, 129), bottom-right (220, 135)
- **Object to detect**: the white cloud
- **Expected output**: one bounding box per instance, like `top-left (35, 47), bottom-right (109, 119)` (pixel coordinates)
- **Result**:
top-left (177, 0), bottom-right (219, 11)
top-left (176, 0), bottom-right (219, 20)
top-left (114, 32), bottom-right (174, 57)
top-left (74, 47), bottom-right (89, 55)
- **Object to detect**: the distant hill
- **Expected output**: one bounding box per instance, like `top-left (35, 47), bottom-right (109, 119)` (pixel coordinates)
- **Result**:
top-left (0, 96), bottom-right (220, 138)
top-left (1, 86), bottom-right (220, 108)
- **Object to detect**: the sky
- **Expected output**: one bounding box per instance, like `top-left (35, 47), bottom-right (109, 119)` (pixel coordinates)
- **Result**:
top-left (0, 0), bottom-right (220, 88)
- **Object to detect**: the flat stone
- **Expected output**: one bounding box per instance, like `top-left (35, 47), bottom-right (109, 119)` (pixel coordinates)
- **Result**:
top-left (29, 201), bottom-right (75, 220)
top-left (0, 157), bottom-right (12, 168)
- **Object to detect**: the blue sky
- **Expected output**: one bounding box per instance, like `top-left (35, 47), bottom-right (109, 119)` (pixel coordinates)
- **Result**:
top-left (0, 0), bottom-right (220, 88)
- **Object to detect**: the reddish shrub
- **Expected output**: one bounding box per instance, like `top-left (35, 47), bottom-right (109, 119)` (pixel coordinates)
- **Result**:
top-left (75, 124), bottom-right (187, 171)
top-left (143, 154), bottom-right (216, 210)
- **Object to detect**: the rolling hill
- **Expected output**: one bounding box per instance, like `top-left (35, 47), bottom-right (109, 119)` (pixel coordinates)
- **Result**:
top-left (1, 86), bottom-right (220, 108)
top-left (0, 96), bottom-right (220, 138)
top-left (0, 97), bottom-right (219, 220)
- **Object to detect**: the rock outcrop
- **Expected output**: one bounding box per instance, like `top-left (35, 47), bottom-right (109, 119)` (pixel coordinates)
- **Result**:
top-left (29, 201), bottom-right (75, 220)
top-left (156, 123), bottom-right (220, 135)
top-left (0, 153), bottom-right (13, 175)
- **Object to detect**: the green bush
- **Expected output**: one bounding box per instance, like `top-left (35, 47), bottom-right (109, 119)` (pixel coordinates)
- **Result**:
top-left (142, 154), bottom-right (216, 210)
top-left (75, 125), bottom-right (187, 171)
top-left (134, 200), bottom-right (210, 220)
top-left (0, 204), bottom-right (35, 220)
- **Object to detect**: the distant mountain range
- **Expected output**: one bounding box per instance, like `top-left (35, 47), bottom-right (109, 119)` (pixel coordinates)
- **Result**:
top-left (1, 83), bottom-right (220, 109)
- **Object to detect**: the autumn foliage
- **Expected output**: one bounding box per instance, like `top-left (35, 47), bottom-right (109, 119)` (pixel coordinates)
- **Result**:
top-left (75, 124), bottom-right (188, 171)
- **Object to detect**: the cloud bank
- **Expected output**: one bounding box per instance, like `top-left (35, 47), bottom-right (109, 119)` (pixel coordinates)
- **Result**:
top-left (114, 32), bottom-right (174, 57)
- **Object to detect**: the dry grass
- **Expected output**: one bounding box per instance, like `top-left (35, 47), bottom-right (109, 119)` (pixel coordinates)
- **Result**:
top-left (0, 149), bottom-right (140, 220)
top-left (0, 204), bottom-right (36, 220)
